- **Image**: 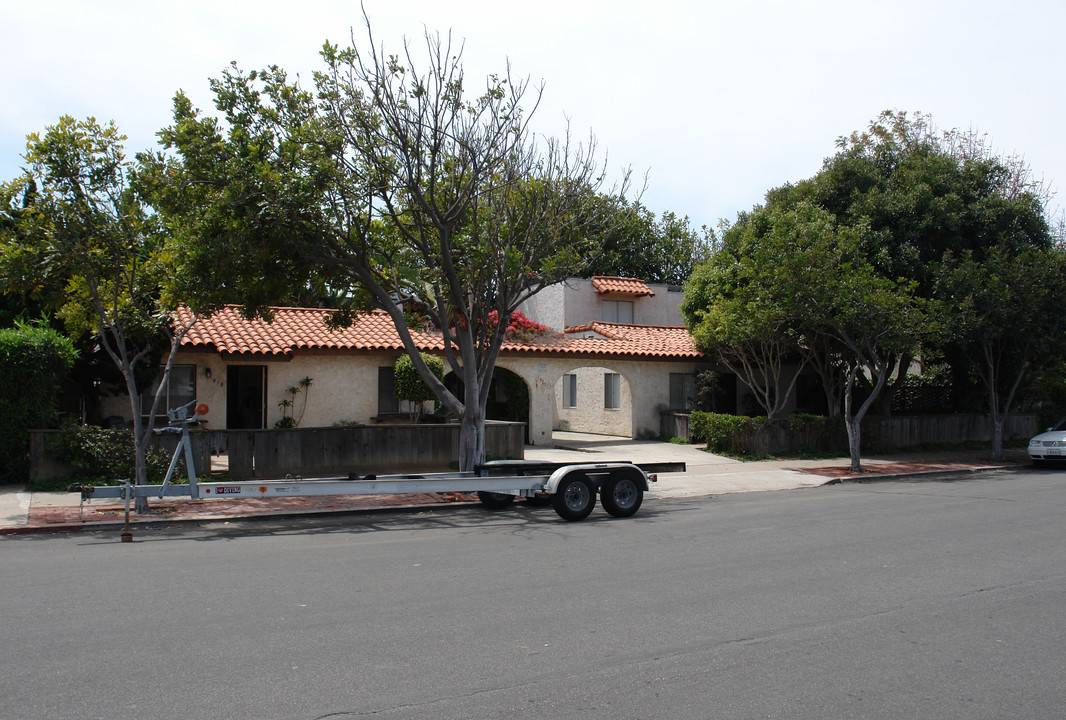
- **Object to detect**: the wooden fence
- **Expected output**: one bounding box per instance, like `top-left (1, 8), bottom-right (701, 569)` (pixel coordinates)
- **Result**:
top-left (30, 421), bottom-right (526, 481)
top-left (661, 412), bottom-right (1038, 455)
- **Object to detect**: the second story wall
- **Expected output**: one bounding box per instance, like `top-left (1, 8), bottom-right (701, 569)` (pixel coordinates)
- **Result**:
top-left (519, 277), bottom-right (686, 330)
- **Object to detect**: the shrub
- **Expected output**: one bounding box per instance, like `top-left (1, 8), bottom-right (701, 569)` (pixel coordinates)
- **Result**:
top-left (395, 353), bottom-right (444, 419)
top-left (44, 423), bottom-right (177, 488)
top-left (689, 412), bottom-right (768, 455)
top-left (691, 411), bottom-right (848, 456)
top-left (0, 322), bottom-right (77, 484)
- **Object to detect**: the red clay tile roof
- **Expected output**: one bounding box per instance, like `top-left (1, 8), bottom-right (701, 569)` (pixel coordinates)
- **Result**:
top-left (177, 306), bottom-right (702, 361)
top-left (177, 305), bottom-right (443, 356)
top-left (591, 276), bottom-right (655, 297)
top-left (561, 322), bottom-right (702, 358)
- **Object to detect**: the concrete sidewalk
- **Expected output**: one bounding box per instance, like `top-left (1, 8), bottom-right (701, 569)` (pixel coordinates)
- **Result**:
top-left (0, 432), bottom-right (1024, 535)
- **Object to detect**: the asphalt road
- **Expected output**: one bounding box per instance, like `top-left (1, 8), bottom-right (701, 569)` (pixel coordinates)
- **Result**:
top-left (2, 468), bottom-right (1064, 720)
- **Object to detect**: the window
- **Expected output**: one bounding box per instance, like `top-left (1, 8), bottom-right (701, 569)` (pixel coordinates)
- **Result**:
top-left (602, 300), bottom-right (634, 324)
top-left (604, 372), bottom-right (621, 410)
top-left (562, 373), bottom-right (578, 408)
top-left (377, 367), bottom-right (399, 414)
top-left (142, 364), bottom-right (196, 417)
top-left (670, 373), bottom-right (697, 410)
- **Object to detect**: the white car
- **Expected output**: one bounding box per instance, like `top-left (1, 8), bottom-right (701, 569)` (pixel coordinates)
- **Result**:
top-left (1029, 418), bottom-right (1066, 466)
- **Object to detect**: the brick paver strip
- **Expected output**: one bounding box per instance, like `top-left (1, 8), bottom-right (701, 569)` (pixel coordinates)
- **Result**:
top-left (797, 462), bottom-right (976, 479)
top-left (28, 492), bottom-right (478, 525)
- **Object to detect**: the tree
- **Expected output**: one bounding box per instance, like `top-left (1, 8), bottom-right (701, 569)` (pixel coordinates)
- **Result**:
top-left (791, 221), bottom-right (926, 472)
top-left (581, 199), bottom-right (712, 284)
top-left (151, 21), bottom-right (628, 470)
top-left (682, 206), bottom-right (812, 419)
top-left (769, 111), bottom-right (1056, 417)
top-left (936, 244), bottom-right (1066, 459)
top-left (0, 116), bottom-right (202, 511)
top-left (684, 201), bottom-right (926, 469)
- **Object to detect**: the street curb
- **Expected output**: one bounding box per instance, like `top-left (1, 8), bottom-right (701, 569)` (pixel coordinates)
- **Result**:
top-left (818, 464), bottom-right (1017, 485)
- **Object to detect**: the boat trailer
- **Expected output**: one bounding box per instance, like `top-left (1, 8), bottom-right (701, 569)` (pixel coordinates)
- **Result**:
top-left (72, 402), bottom-right (685, 539)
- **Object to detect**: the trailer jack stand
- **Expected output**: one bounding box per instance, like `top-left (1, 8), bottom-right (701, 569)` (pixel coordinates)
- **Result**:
top-left (120, 479), bottom-right (134, 542)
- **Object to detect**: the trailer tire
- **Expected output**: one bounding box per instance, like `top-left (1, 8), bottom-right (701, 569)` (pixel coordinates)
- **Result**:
top-left (600, 472), bottom-right (643, 517)
top-left (477, 491), bottom-right (515, 510)
top-left (552, 474), bottom-right (596, 521)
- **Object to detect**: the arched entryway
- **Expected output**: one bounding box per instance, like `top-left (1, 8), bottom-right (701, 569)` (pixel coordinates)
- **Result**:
top-left (444, 367), bottom-right (532, 441)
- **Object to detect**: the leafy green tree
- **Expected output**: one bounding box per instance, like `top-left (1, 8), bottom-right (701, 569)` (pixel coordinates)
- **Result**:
top-left (151, 23), bottom-right (628, 470)
top-left (936, 244), bottom-right (1066, 458)
top-left (685, 201), bottom-right (926, 469)
top-left (582, 199), bottom-right (712, 284)
top-left (0, 321), bottom-right (77, 484)
top-left (769, 111), bottom-right (1055, 415)
top-left (788, 218), bottom-right (927, 472)
top-left (682, 205), bottom-right (813, 419)
top-left (0, 116), bottom-right (203, 510)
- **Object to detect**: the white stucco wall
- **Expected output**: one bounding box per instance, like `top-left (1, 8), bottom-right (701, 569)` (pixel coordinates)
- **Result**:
top-left (554, 365), bottom-right (632, 436)
top-left (100, 350), bottom-right (403, 430)
top-left (640, 286), bottom-right (686, 327)
top-left (516, 282), bottom-right (567, 331)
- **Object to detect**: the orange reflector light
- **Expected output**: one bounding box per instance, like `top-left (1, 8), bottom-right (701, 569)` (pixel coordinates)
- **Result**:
top-left (259, 487), bottom-right (268, 493)
top-left (195, 403), bottom-right (210, 416)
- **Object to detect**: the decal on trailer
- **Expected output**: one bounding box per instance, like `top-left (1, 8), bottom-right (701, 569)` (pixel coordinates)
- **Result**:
top-left (215, 486), bottom-right (243, 494)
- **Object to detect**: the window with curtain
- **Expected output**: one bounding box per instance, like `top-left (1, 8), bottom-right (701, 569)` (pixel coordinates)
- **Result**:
top-left (604, 372), bottom-right (621, 410)
top-left (602, 300), bottom-right (634, 323)
top-left (562, 373), bottom-right (578, 408)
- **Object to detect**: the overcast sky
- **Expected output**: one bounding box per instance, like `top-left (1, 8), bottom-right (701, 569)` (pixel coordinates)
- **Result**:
top-left (3, 0), bottom-right (1064, 231)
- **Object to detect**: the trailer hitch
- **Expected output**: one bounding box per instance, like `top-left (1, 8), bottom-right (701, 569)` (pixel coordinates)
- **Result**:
top-left (69, 484), bottom-right (95, 502)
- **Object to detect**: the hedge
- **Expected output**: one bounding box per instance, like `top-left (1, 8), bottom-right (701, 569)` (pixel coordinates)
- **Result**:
top-left (689, 411), bottom-right (841, 455)
top-left (0, 323), bottom-right (77, 484)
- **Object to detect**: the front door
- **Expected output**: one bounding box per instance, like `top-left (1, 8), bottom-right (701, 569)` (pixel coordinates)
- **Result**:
top-left (227, 365), bottom-right (266, 429)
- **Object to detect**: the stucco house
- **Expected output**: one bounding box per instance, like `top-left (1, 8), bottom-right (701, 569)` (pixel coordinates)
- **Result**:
top-left (97, 276), bottom-right (712, 444)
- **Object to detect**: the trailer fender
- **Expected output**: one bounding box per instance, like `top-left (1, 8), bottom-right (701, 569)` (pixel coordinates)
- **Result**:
top-left (541, 463), bottom-right (648, 495)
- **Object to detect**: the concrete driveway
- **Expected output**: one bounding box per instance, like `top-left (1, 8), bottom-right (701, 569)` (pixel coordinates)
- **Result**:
top-left (525, 431), bottom-right (835, 497)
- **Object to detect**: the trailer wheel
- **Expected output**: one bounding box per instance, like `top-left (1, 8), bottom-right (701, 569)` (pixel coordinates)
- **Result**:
top-left (477, 491), bottom-right (515, 510)
top-left (600, 472), bottom-right (643, 517)
top-left (552, 474), bottom-right (596, 521)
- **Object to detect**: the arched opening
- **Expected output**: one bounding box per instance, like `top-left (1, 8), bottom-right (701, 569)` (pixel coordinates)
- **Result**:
top-left (444, 367), bottom-right (532, 440)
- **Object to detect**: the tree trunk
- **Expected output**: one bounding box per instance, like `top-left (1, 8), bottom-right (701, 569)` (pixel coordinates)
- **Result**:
top-left (133, 428), bottom-right (150, 514)
top-left (122, 366), bottom-right (151, 514)
top-left (845, 415), bottom-right (862, 473)
top-left (842, 358), bottom-right (889, 474)
top-left (458, 403), bottom-right (486, 472)
top-left (991, 418), bottom-right (1005, 461)
top-left (843, 371), bottom-right (863, 473)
